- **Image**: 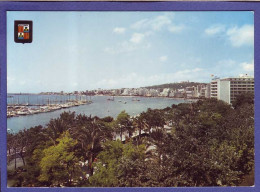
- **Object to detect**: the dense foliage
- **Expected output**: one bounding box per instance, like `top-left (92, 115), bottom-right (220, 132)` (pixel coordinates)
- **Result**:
top-left (7, 96), bottom-right (254, 187)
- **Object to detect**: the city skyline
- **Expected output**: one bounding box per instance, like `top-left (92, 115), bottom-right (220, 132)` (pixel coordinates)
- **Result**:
top-left (7, 11), bottom-right (254, 93)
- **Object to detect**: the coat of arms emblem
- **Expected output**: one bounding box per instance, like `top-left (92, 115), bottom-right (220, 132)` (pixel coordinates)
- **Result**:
top-left (18, 24), bottom-right (30, 39)
top-left (14, 21), bottom-right (33, 43)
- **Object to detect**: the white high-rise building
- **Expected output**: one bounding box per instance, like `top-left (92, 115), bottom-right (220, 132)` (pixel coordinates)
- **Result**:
top-left (210, 75), bottom-right (254, 104)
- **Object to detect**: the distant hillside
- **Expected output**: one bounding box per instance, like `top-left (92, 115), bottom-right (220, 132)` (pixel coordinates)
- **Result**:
top-left (143, 82), bottom-right (207, 90)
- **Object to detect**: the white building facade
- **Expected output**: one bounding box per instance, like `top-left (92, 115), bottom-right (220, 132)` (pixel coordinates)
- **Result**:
top-left (210, 75), bottom-right (254, 104)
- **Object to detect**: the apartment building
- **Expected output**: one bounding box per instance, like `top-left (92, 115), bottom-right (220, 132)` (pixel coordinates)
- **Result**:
top-left (199, 84), bottom-right (211, 98)
top-left (185, 86), bottom-right (197, 98)
top-left (210, 75), bottom-right (254, 104)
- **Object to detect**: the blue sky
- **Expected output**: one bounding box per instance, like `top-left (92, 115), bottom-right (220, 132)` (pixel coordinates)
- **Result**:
top-left (7, 11), bottom-right (254, 93)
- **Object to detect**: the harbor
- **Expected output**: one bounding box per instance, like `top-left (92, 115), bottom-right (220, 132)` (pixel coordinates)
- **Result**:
top-left (7, 94), bottom-right (92, 118)
top-left (7, 100), bottom-right (92, 118)
top-left (7, 95), bottom-right (189, 133)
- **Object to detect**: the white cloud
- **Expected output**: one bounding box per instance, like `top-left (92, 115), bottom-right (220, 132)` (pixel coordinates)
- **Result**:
top-left (131, 19), bottom-right (148, 30)
top-left (113, 27), bottom-right (126, 34)
top-left (105, 14), bottom-right (185, 56)
top-left (130, 33), bottom-right (145, 44)
top-left (131, 15), bottom-right (171, 31)
top-left (95, 68), bottom-right (205, 89)
top-left (105, 31), bottom-right (151, 54)
top-left (131, 14), bottom-right (184, 33)
top-left (143, 68), bottom-right (205, 85)
top-left (226, 25), bottom-right (254, 47)
top-left (241, 60), bottom-right (254, 72)
top-left (205, 24), bottom-right (225, 35)
top-left (211, 59), bottom-right (254, 78)
top-left (204, 24), bottom-right (253, 47)
top-left (160, 56), bottom-right (168, 62)
top-left (150, 15), bottom-right (172, 31)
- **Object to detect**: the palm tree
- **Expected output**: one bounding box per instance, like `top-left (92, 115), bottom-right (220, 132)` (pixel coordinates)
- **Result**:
top-left (70, 115), bottom-right (112, 176)
top-left (115, 111), bottom-right (132, 141)
top-left (46, 111), bottom-right (76, 144)
top-left (132, 113), bottom-right (148, 145)
top-left (142, 108), bottom-right (165, 134)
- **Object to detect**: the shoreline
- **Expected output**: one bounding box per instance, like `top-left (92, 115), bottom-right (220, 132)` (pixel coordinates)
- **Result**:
top-left (7, 101), bottom-right (92, 118)
top-left (95, 94), bottom-right (199, 101)
top-left (7, 95), bottom-right (197, 119)
top-left (7, 95), bottom-right (195, 133)
top-left (8, 93), bottom-right (200, 101)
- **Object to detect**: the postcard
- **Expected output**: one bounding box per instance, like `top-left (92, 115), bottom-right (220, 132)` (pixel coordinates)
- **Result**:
top-left (0, 1), bottom-right (259, 192)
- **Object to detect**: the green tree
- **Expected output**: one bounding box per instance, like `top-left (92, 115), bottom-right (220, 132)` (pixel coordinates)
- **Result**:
top-left (232, 92), bottom-right (254, 109)
top-left (89, 140), bottom-right (123, 186)
top-left (46, 111), bottom-right (76, 144)
top-left (115, 111), bottom-right (133, 140)
top-left (7, 97), bottom-right (254, 187)
top-left (70, 115), bottom-right (113, 177)
top-left (7, 133), bottom-right (18, 170)
top-left (89, 140), bottom-right (146, 187)
top-left (38, 131), bottom-right (79, 186)
top-left (142, 108), bottom-right (165, 134)
top-left (132, 113), bottom-right (148, 145)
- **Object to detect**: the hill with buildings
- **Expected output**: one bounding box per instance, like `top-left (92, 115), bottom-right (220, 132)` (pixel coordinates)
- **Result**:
top-left (143, 82), bottom-right (207, 90)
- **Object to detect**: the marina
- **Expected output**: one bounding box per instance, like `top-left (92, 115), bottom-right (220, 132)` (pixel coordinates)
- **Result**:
top-left (7, 95), bottom-right (189, 133)
top-left (7, 94), bottom-right (91, 118)
top-left (7, 100), bottom-right (91, 118)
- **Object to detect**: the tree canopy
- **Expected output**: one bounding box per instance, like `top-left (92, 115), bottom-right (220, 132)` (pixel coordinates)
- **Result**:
top-left (7, 96), bottom-right (254, 187)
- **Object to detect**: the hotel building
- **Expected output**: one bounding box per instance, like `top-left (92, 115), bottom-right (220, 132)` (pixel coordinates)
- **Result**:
top-left (210, 75), bottom-right (254, 104)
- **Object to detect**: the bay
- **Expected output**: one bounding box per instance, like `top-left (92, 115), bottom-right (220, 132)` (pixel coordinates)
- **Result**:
top-left (7, 95), bottom-right (189, 133)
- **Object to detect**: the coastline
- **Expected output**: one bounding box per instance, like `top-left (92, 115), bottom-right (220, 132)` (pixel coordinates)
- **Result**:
top-left (7, 96), bottom-right (188, 132)
top-left (7, 95), bottom-right (196, 119)
top-left (8, 93), bottom-right (200, 100)
top-left (95, 94), bottom-right (199, 101)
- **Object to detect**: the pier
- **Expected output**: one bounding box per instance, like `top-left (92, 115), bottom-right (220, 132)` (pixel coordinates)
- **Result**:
top-left (7, 94), bottom-right (92, 118)
top-left (7, 100), bottom-right (92, 118)
top-left (8, 104), bottom-right (46, 107)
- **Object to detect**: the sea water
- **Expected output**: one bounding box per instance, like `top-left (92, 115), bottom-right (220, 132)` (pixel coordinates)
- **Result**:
top-left (7, 95), bottom-right (188, 133)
